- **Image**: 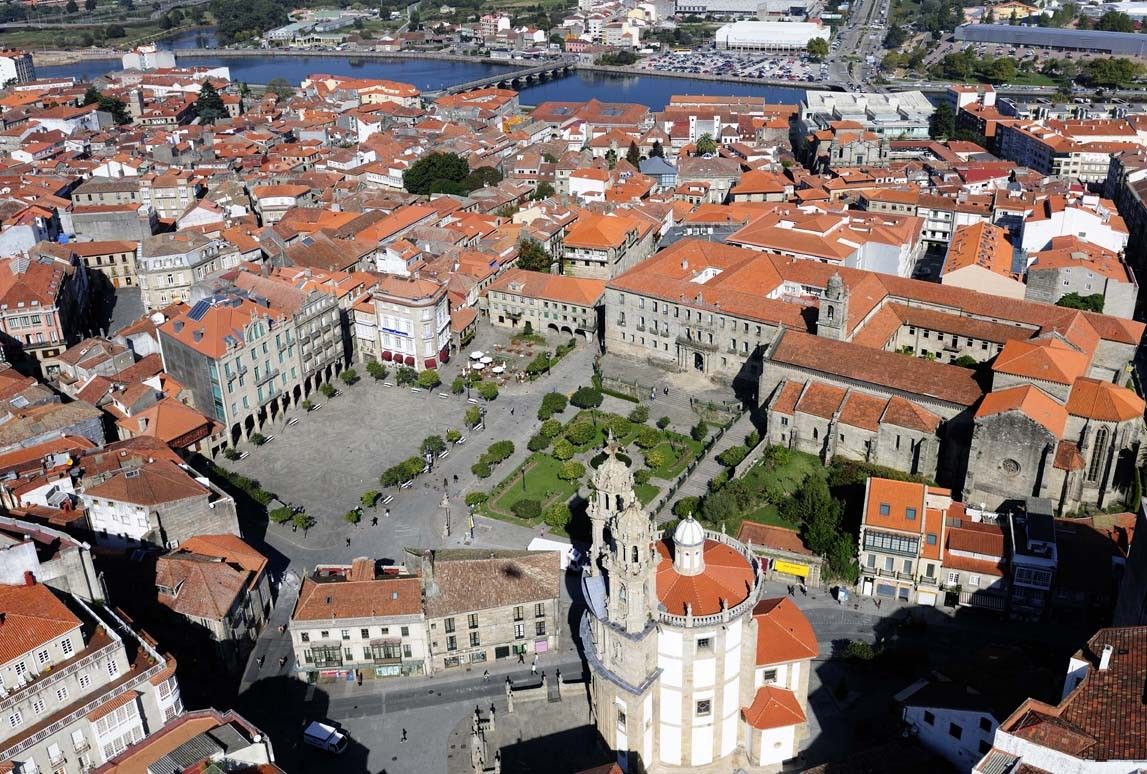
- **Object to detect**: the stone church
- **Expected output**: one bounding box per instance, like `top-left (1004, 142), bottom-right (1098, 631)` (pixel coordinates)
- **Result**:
top-left (581, 440), bottom-right (818, 772)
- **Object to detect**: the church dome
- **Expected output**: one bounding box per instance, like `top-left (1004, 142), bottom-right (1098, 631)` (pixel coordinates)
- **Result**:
top-left (673, 514), bottom-right (705, 548)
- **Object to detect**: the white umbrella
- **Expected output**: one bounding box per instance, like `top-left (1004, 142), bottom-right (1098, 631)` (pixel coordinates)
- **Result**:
top-left (492, 366), bottom-right (505, 374)
top-left (470, 351), bottom-right (484, 360)
top-left (481, 356), bottom-right (494, 364)
top-left (473, 361), bottom-right (487, 370)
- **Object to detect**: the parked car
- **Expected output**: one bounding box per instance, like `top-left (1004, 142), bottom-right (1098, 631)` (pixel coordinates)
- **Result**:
top-left (303, 721), bottom-right (348, 754)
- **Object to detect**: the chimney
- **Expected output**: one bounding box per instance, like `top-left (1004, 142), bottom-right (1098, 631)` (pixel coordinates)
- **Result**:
top-left (1099, 644), bottom-right (1114, 671)
top-left (0, 613), bottom-right (5, 625)
top-left (23, 570), bottom-right (35, 586)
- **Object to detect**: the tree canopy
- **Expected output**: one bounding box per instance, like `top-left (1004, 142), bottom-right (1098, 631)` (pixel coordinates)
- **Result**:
top-left (83, 85), bottom-right (131, 125)
top-left (1056, 292), bottom-right (1105, 312)
top-left (1081, 57), bottom-right (1143, 87)
top-left (806, 37), bottom-right (829, 60)
top-left (403, 152), bottom-right (470, 195)
top-left (694, 133), bottom-right (717, 156)
top-left (1095, 10), bottom-right (1135, 31)
top-left (517, 238), bottom-right (552, 272)
top-left (194, 82), bottom-right (226, 124)
top-left (209, 0), bottom-right (289, 44)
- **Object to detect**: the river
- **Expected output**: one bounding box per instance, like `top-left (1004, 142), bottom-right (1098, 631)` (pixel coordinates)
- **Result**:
top-left (36, 48), bottom-right (805, 110)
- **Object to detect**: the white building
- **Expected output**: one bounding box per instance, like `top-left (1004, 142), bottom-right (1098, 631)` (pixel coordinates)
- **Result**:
top-left (800, 90), bottom-right (936, 140)
top-left (352, 274), bottom-right (452, 371)
top-left (715, 21), bottom-right (828, 51)
top-left (0, 50), bottom-right (35, 86)
top-left (582, 441), bottom-right (818, 772)
top-left (121, 45), bottom-right (177, 71)
top-left (1019, 194), bottom-right (1130, 255)
top-left (899, 680), bottom-right (1001, 770)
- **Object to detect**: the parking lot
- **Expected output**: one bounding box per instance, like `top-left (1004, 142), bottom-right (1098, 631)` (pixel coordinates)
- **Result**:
top-left (640, 47), bottom-right (829, 82)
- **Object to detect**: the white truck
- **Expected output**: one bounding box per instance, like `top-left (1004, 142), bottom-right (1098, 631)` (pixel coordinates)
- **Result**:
top-left (302, 721), bottom-right (348, 754)
top-left (528, 537), bottom-right (586, 572)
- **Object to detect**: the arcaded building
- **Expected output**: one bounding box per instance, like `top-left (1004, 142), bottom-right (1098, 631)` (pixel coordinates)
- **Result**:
top-left (582, 440), bottom-right (818, 772)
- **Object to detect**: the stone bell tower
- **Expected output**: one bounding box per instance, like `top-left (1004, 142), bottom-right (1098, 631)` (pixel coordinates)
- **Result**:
top-left (587, 432), bottom-right (634, 576)
top-left (818, 271), bottom-right (849, 341)
top-left (604, 498), bottom-right (658, 635)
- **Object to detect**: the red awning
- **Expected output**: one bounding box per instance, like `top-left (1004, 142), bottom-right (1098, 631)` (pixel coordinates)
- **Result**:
top-left (404, 356), bottom-right (415, 367)
top-left (381, 351), bottom-right (393, 362)
top-left (424, 358), bottom-right (437, 369)
top-left (439, 346), bottom-right (450, 364)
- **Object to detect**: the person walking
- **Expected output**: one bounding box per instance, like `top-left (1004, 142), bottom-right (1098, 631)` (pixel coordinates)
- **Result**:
top-left (401, 729), bottom-right (407, 743)
top-left (663, 386), bottom-right (668, 396)
top-left (517, 652), bottom-right (525, 664)
top-left (385, 508), bottom-right (390, 519)
top-left (510, 406), bottom-right (515, 416)
top-left (483, 669), bottom-right (489, 681)
top-left (371, 516), bottom-right (378, 526)
top-left (345, 537), bottom-right (351, 548)
top-left (531, 656), bottom-right (538, 675)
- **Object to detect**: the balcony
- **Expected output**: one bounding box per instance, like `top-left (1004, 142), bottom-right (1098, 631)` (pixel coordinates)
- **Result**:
top-left (918, 575), bottom-right (939, 587)
top-left (875, 568), bottom-right (914, 582)
top-left (256, 368), bottom-right (280, 386)
top-left (49, 750), bottom-right (65, 766)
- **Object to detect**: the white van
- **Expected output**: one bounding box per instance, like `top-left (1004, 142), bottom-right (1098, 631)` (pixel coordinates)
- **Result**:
top-left (303, 721), bottom-right (348, 754)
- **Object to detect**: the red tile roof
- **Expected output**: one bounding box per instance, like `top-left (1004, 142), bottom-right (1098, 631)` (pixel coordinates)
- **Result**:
top-left (654, 539), bottom-right (754, 617)
top-left (0, 582), bottom-right (82, 666)
top-left (742, 685), bottom-right (807, 730)
top-left (752, 596), bottom-right (818, 665)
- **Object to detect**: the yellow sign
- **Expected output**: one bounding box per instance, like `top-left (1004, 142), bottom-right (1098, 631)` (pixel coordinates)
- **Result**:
top-left (772, 560), bottom-right (810, 578)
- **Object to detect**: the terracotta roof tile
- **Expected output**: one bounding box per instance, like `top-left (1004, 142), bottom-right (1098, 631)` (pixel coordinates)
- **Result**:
top-left (742, 684), bottom-right (807, 730)
top-left (795, 382), bottom-right (846, 420)
top-left (976, 385), bottom-right (1068, 438)
top-left (1066, 377), bottom-right (1145, 422)
top-left (0, 583), bottom-right (82, 666)
top-left (752, 596), bottom-right (818, 665)
top-left (294, 573), bottom-right (421, 621)
top-left (736, 523), bottom-right (814, 557)
top-left (422, 549), bottom-right (560, 618)
top-left (655, 539), bottom-right (754, 617)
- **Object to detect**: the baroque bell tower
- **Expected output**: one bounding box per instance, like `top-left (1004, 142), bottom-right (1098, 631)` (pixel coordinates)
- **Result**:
top-left (604, 499), bottom-right (658, 635)
top-left (587, 432), bottom-right (633, 576)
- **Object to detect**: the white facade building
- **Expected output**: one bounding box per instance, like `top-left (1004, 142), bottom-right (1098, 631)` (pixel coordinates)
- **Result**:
top-left (582, 440), bottom-right (818, 772)
top-left (0, 50), bottom-right (34, 85)
top-left (716, 22), bottom-right (828, 51)
top-left (121, 45), bottom-right (178, 71)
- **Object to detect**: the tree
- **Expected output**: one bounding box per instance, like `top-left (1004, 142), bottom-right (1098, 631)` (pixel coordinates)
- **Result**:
top-left (403, 152), bottom-right (469, 195)
top-left (531, 181), bottom-right (555, 201)
top-left (446, 428), bottom-right (462, 443)
top-left (883, 25), bottom-right (908, 48)
top-left (1096, 10), bottom-right (1135, 31)
top-left (194, 82), bottom-right (226, 124)
top-left (320, 383), bottom-right (336, 398)
top-left (538, 392), bottom-right (567, 419)
top-left (543, 501), bottom-right (571, 529)
top-left (517, 238), bottom-right (552, 272)
top-left (626, 141), bottom-right (641, 167)
top-left (628, 404), bottom-right (650, 424)
top-left (344, 509), bottom-right (362, 525)
top-left (605, 149), bottom-right (618, 169)
top-left (417, 369), bottom-right (441, 389)
top-left (269, 506), bottom-right (292, 524)
top-left (266, 77), bottom-right (295, 100)
top-left (421, 435), bottom-right (447, 457)
top-left (691, 420), bottom-right (709, 443)
top-left (806, 37), bottom-right (829, 60)
top-left (209, 0), bottom-right (289, 44)
top-left (292, 511), bottom-right (316, 533)
top-left (466, 405), bottom-right (482, 427)
top-left (570, 386), bottom-right (603, 409)
top-left (84, 0), bottom-right (96, 9)
top-left (477, 381), bottom-right (499, 401)
top-left (929, 100), bottom-right (955, 140)
top-left (366, 360), bottom-right (388, 380)
top-left (1082, 57), bottom-right (1143, 87)
top-left (106, 23), bottom-right (126, 37)
top-left (511, 499), bottom-right (542, 520)
top-left (65, 0), bottom-right (77, 11)
top-left (361, 491), bottom-right (379, 508)
top-left (552, 438), bottom-right (575, 461)
top-left (558, 461), bottom-right (586, 481)
top-left (462, 165), bottom-right (503, 191)
top-left (340, 368), bottom-right (359, 385)
top-left (694, 133), bottom-right (717, 156)
top-left (649, 140), bottom-right (664, 158)
top-left (1056, 292), bottom-right (1105, 312)
top-left (525, 352), bottom-right (552, 378)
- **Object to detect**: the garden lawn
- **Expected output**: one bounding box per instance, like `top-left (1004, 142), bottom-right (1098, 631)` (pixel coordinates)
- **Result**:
top-left (635, 483), bottom-right (661, 506)
top-left (487, 452), bottom-right (580, 521)
top-left (645, 435), bottom-right (703, 480)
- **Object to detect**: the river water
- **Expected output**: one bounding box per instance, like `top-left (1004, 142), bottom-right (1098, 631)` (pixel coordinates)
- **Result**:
top-left (37, 45), bottom-right (805, 110)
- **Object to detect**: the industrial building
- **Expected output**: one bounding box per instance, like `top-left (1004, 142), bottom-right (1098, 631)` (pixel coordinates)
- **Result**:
top-left (715, 20), bottom-right (829, 50)
top-left (953, 23), bottom-right (1147, 56)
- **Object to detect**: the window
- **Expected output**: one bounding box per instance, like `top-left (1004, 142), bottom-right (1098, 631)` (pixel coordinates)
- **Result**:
top-left (905, 507), bottom-right (917, 521)
top-left (514, 624), bottom-right (524, 639)
top-left (320, 630), bottom-right (329, 640)
top-left (949, 723), bottom-right (963, 740)
top-left (947, 571), bottom-right (960, 586)
top-left (301, 632), bottom-right (310, 643)
top-left (401, 626), bottom-right (409, 637)
top-left (361, 628), bottom-right (370, 639)
top-left (445, 618), bottom-right (456, 633)
top-left (979, 717), bottom-right (992, 732)
top-left (56, 686), bottom-right (69, 702)
top-left (107, 660), bottom-right (119, 678)
top-left (979, 740), bottom-right (992, 755)
top-left (535, 603), bottom-right (545, 618)
top-left (468, 614), bottom-right (479, 629)
top-left (470, 631), bottom-right (480, 648)
top-left (447, 636), bottom-right (457, 652)
top-left (60, 639), bottom-right (73, 656)
top-left (761, 668), bottom-right (777, 683)
top-left (923, 710), bottom-right (935, 725)
top-left (8, 711), bottom-right (21, 728)
top-left (879, 503), bottom-right (890, 516)
top-left (968, 574), bottom-right (981, 587)
top-left (535, 621), bottom-right (546, 636)
top-left (697, 637), bottom-right (711, 651)
top-left (926, 533), bottom-right (937, 545)
top-left (696, 699), bottom-right (712, 717)
top-left (902, 559), bottom-right (913, 574)
top-left (32, 698), bottom-right (45, 715)
top-left (617, 708), bottom-right (626, 727)
top-left (514, 606), bottom-right (524, 621)
top-left (341, 630), bottom-right (350, 640)
top-left (36, 649), bottom-right (49, 665)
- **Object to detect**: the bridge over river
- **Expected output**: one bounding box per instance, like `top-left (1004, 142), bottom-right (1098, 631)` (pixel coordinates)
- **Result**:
top-left (423, 58), bottom-right (578, 98)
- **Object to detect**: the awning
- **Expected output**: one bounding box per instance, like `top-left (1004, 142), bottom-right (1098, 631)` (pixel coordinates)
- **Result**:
top-left (381, 351), bottom-right (393, 361)
top-left (404, 356), bottom-right (415, 367)
top-left (424, 358), bottom-right (437, 369)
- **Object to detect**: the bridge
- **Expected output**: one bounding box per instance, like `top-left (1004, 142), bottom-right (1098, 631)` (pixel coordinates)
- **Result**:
top-left (426, 58), bottom-right (577, 98)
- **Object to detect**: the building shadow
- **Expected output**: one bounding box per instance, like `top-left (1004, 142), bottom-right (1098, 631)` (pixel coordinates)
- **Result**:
top-left (498, 723), bottom-right (614, 774)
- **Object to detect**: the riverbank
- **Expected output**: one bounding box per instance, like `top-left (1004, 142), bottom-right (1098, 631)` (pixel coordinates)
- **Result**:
top-left (579, 62), bottom-right (838, 92)
top-left (169, 48), bottom-right (537, 68)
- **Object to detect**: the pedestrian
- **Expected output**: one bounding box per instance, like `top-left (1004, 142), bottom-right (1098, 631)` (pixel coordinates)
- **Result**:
top-left (385, 508), bottom-right (390, 519)
top-left (443, 477), bottom-right (448, 489)
top-left (650, 389), bottom-right (655, 401)
top-left (787, 585), bottom-right (794, 596)
top-left (800, 583), bottom-right (807, 596)
top-left (517, 652), bottom-right (525, 664)
top-left (371, 516), bottom-right (378, 526)
top-left (483, 669), bottom-right (489, 681)
top-left (345, 537), bottom-right (351, 548)
top-left (401, 729), bottom-right (407, 743)
top-left (510, 406), bottom-right (515, 416)
top-left (875, 599), bottom-right (882, 610)
top-left (453, 474), bottom-right (459, 482)
top-left (663, 386), bottom-right (668, 396)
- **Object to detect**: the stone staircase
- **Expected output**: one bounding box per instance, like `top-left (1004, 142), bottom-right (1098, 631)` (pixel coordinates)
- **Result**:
top-left (673, 412), bottom-right (757, 502)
